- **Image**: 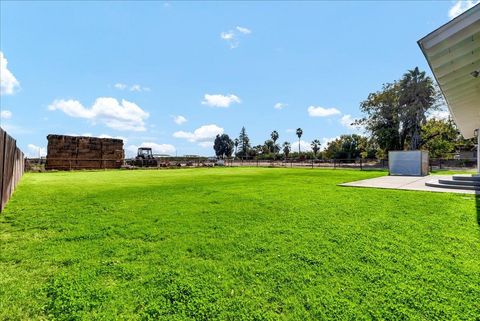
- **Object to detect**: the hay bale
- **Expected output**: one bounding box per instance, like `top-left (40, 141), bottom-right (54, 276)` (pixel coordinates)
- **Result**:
top-left (46, 134), bottom-right (124, 170)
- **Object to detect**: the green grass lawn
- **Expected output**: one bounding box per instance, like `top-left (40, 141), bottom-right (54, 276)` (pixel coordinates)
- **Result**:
top-left (0, 168), bottom-right (479, 320)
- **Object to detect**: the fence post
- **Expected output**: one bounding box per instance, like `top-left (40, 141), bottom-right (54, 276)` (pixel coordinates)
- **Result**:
top-left (360, 159), bottom-right (363, 171)
top-left (311, 159), bottom-right (313, 168)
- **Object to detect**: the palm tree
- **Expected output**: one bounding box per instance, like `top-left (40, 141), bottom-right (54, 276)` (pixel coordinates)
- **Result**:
top-left (282, 142), bottom-right (291, 159)
top-left (399, 67), bottom-right (435, 150)
top-left (271, 130), bottom-right (279, 159)
top-left (296, 128), bottom-right (303, 154)
top-left (311, 139), bottom-right (321, 158)
top-left (234, 138), bottom-right (239, 158)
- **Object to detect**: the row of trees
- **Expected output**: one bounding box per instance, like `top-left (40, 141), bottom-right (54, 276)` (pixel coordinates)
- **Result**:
top-left (213, 127), bottom-right (324, 160)
top-left (214, 119), bottom-right (473, 160)
top-left (214, 67), bottom-right (475, 160)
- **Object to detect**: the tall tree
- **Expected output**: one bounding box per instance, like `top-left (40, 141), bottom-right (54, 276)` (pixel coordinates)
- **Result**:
top-left (263, 140), bottom-right (275, 154)
top-left (234, 138), bottom-right (239, 157)
top-left (213, 134), bottom-right (234, 159)
top-left (356, 82), bottom-right (402, 153)
top-left (311, 139), bottom-right (321, 158)
top-left (238, 127), bottom-right (251, 158)
top-left (399, 67), bottom-right (437, 150)
top-left (296, 128), bottom-right (303, 154)
top-left (356, 67), bottom-right (440, 154)
top-left (282, 142), bottom-right (291, 159)
top-left (271, 130), bottom-right (279, 159)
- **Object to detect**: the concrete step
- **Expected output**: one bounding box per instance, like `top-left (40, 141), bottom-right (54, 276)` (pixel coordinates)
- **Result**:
top-left (452, 174), bottom-right (480, 182)
top-left (438, 178), bottom-right (480, 186)
top-left (426, 179), bottom-right (480, 191)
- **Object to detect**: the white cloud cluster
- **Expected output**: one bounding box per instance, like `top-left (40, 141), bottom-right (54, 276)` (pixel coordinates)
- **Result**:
top-left (114, 83), bottom-right (150, 92)
top-left (274, 102), bottom-right (287, 110)
top-left (321, 137), bottom-right (340, 150)
top-left (290, 140), bottom-right (312, 153)
top-left (307, 106), bottom-right (341, 117)
top-left (340, 114), bottom-right (357, 129)
top-left (1, 110), bottom-right (12, 120)
top-left (126, 142), bottom-right (176, 157)
top-left (448, 0), bottom-right (479, 19)
top-left (48, 97), bottom-right (149, 131)
top-left (201, 94), bottom-right (241, 108)
top-left (306, 104), bottom-right (363, 132)
top-left (220, 26), bottom-right (252, 48)
top-left (236, 26), bottom-right (252, 34)
top-left (0, 52), bottom-right (20, 95)
top-left (27, 144), bottom-right (47, 158)
top-left (173, 115), bottom-right (187, 125)
top-left (173, 124), bottom-right (224, 148)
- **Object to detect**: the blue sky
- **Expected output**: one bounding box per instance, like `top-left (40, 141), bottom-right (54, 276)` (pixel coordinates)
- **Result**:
top-left (0, 1), bottom-right (475, 157)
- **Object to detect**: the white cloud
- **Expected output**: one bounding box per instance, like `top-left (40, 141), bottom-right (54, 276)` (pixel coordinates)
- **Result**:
top-left (201, 94), bottom-right (241, 108)
top-left (135, 142), bottom-right (175, 155)
top-left (290, 140), bottom-right (312, 153)
top-left (220, 31), bottom-right (235, 40)
top-left (340, 114), bottom-right (365, 133)
top-left (130, 84), bottom-right (142, 92)
top-left (1, 110), bottom-right (12, 119)
top-left (98, 134), bottom-right (127, 143)
top-left (0, 52), bottom-right (20, 95)
top-left (129, 84), bottom-right (150, 92)
top-left (114, 83), bottom-right (150, 92)
top-left (126, 142), bottom-right (175, 157)
top-left (221, 31), bottom-right (239, 49)
top-left (307, 106), bottom-right (341, 117)
top-left (427, 109), bottom-right (450, 120)
top-left (274, 102), bottom-right (287, 110)
top-left (340, 114), bottom-right (359, 130)
top-left (48, 97), bottom-right (149, 131)
top-left (321, 137), bottom-right (340, 150)
top-left (220, 26), bottom-right (251, 48)
top-left (114, 83), bottom-right (127, 90)
top-left (448, 0), bottom-right (479, 19)
top-left (236, 26), bottom-right (252, 34)
top-left (27, 144), bottom-right (47, 158)
top-left (173, 124), bottom-right (224, 146)
top-left (173, 115), bottom-right (187, 125)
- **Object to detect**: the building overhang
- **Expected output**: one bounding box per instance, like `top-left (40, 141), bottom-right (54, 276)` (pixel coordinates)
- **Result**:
top-left (418, 4), bottom-right (480, 139)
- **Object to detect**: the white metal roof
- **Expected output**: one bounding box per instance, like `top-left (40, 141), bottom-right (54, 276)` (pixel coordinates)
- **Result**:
top-left (418, 4), bottom-right (480, 138)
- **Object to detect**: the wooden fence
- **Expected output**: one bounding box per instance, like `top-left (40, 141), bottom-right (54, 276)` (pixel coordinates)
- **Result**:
top-left (0, 128), bottom-right (25, 212)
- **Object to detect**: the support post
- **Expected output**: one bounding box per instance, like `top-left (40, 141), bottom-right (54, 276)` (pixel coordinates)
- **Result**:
top-left (477, 129), bottom-right (480, 174)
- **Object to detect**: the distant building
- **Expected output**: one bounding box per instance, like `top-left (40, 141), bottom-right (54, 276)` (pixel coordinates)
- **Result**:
top-left (46, 134), bottom-right (124, 170)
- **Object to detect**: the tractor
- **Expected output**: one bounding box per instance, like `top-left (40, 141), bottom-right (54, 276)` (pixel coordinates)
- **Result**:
top-left (135, 147), bottom-right (158, 167)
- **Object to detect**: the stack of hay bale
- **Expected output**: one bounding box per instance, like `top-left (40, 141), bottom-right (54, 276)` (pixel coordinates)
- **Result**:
top-left (46, 135), bottom-right (124, 170)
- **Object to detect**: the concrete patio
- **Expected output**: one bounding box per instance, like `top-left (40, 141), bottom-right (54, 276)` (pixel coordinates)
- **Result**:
top-left (340, 175), bottom-right (479, 194)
